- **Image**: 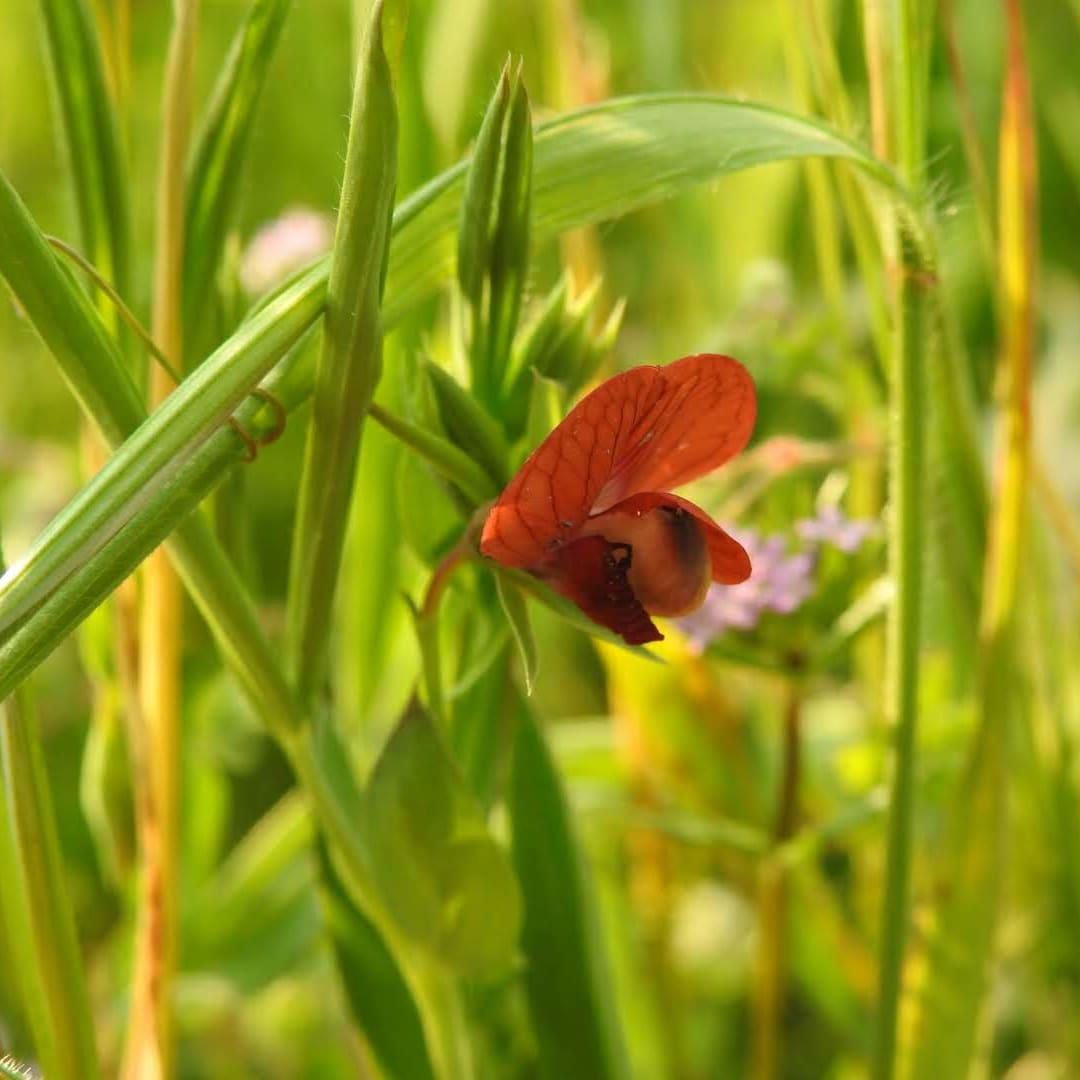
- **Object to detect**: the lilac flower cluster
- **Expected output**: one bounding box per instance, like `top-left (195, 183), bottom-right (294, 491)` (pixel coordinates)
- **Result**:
top-left (675, 507), bottom-right (875, 653)
top-left (795, 505), bottom-right (873, 553)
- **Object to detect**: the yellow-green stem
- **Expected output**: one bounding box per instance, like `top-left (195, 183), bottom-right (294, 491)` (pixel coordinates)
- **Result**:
top-left (864, 0), bottom-right (932, 1073)
top-left (872, 226), bottom-right (931, 1080)
top-left (124, 3), bottom-right (199, 1077)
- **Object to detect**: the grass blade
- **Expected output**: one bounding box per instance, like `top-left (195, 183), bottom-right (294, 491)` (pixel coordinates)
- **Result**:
top-left (285, 0), bottom-right (400, 704)
top-left (317, 839), bottom-right (438, 1080)
top-left (38, 0), bottom-right (130, 299)
top-left (386, 92), bottom-right (907, 325)
top-left (0, 170), bottom-right (143, 445)
top-left (0, 694), bottom-right (101, 1080)
top-left (183, 0), bottom-right (293, 353)
top-left (495, 572), bottom-right (537, 695)
top-left (0, 272), bottom-right (324, 646)
top-left (0, 538), bottom-right (100, 1080)
top-left (906, 1), bottom-right (1038, 1072)
top-left (369, 401), bottom-right (497, 506)
top-left (509, 703), bottom-right (630, 1080)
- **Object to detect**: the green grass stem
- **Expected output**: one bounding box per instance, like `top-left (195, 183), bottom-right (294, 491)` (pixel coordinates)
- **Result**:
top-left (0, 537), bottom-right (100, 1080)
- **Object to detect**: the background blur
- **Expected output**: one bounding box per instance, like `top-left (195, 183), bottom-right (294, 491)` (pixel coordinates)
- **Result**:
top-left (2, 0), bottom-right (1079, 1077)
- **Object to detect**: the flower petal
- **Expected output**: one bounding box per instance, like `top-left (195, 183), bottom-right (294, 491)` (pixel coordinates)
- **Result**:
top-left (480, 353), bottom-right (755, 568)
top-left (539, 535), bottom-right (662, 645)
top-left (597, 491), bottom-right (752, 586)
top-left (592, 353), bottom-right (756, 512)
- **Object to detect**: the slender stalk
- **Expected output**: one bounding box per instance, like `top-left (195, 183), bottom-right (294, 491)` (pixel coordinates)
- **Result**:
top-left (0, 581), bottom-right (101, 1080)
top-left (980, 0), bottom-right (1036, 646)
top-left (751, 678), bottom-right (803, 1080)
top-left (873, 224), bottom-right (931, 1080)
top-left (866, 0), bottom-right (932, 1075)
top-left (124, 3), bottom-right (199, 1077)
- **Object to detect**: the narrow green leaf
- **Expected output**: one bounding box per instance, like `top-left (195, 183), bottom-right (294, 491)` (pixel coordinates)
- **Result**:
top-left (425, 360), bottom-right (509, 488)
top-left (903, 722), bottom-right (1004, 1080)
top-left (0, 166), bottom-right (306, 734)
top-left (0, 170), bottom-right (143, 445)
top-left (337, 390), bottom-right (414, 727)
top-left (370, 402), bottom-right (497, 506)
top-left (503, 278), bottom-right (615, 439)
top-left (285, 0), bottom-right (400, 705)
top-left (0, 419), bottom-right (250, 701)
top-left (363, 702), bottom-right (522, 979)
top-left (183, 0), bottom-right (294, 353)
top-left (387, 93), bottom-right (908, 327)
top-left (495, 572), bottom-right (537, 695)
top-left (449, 642), bottom-right (511, 812)
top-left (407, 594), bottom-right (446, 726)
top-left (316, 839), bottom-right (437, 1080)
top-left (38, 0), bottom-right (130, 298)
top-left (506, 567), bottom-right (659, 658)
top-left (204, 791), bottom-right (313, 935)
top-left (78, 680), bottom-right (134, 884)
top-left (509, 705), bottom-right (629, 1080)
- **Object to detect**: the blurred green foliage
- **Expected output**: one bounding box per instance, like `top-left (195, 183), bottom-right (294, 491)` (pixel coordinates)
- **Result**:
top-left (1, 0), bottom-right (1079, 1078)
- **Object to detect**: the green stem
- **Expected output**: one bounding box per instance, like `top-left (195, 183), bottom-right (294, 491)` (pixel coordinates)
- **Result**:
top-left (866, 0), bottom-right (931, 1073)
top-left (125, 2), bottom-right (199, 1076)
top-left (0, 549), bottom-right (101, 1080)
top-left (751, 678), bottom-right (802, 1080)
top-left (872, 222), bottom-right (931, 1080)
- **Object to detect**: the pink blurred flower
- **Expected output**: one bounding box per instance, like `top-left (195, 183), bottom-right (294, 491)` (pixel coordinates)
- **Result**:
top-left (795, 505), bottom-right (875, 553)
top-left (240, 207), bottom-right (333, 294)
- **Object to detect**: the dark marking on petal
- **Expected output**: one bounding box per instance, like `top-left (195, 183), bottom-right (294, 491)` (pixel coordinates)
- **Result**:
top-left (541, 535), bottom-right (661, 645)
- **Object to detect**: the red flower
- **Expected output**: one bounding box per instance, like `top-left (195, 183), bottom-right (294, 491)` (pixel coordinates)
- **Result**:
top-left (480, 353), bottom-right (756, 645)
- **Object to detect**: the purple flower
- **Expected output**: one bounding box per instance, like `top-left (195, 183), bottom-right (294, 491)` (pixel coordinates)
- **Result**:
top-left (675, 528), bottom-right (816, 652)
top-left (796, 506), bottom-right (875, 553)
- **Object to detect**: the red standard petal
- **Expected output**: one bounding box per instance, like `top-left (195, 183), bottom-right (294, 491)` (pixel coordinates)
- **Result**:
top-left (480, 353), bottom-right (756, 569)
top-left (592, 353), bottom-right (756, 512)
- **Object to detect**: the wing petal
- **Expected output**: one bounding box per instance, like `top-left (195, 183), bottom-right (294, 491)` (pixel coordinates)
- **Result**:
top-left (594, 491), bottom-right (752, 586)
